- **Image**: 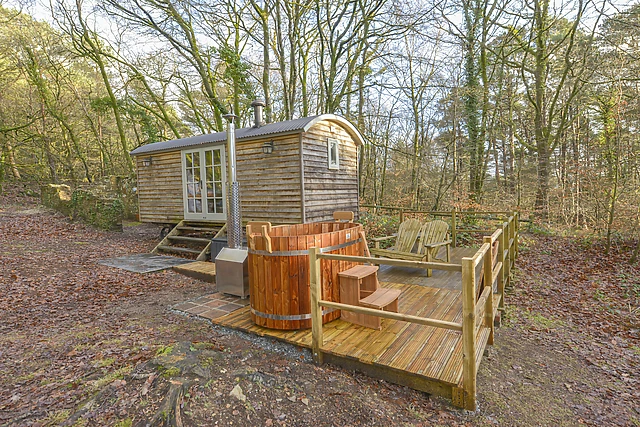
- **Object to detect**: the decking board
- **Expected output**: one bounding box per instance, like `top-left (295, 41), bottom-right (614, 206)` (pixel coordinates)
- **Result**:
top-left (211, 281), bottom-right (491, 402)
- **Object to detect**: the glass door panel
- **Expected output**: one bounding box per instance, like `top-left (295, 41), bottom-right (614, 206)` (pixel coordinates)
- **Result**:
top-left (183, 146), bottom-right (226, 220)
top-left (184, 151), bottom-right (202, 214)
top-left (203, 147), bottom-right (225, 216)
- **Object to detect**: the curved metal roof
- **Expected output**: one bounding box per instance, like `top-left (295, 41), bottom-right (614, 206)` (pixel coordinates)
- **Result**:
top-left (130, 114), bottom-right (364, 156)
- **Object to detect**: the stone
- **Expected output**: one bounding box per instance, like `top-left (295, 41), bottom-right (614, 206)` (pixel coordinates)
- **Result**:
top-left (230, 384), bottom-right (246, 402)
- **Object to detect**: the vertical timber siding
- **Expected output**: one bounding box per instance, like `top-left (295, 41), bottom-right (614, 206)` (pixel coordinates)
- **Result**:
top-left (136, 151), bottom-right (184, 223)
top-left (236, 134), bottom-right (303, 223)
top-left (302, 122), bottom-right (359, 222)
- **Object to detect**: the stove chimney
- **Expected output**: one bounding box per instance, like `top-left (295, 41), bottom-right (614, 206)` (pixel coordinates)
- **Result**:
top-left (251, 99), bottom-right (266, 128)
top-left (214, 111), bottom-right (249, 299)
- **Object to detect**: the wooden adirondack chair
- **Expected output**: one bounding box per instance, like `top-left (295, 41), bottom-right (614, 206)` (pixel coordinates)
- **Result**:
top-left (416, 220), bottom-right (452, 276)
top-left (369, 218), bottom-right (424, 261)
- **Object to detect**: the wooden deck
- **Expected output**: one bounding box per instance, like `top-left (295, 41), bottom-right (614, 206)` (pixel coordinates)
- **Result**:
top-left (378, 246), bottom-right (477, 289)
top-left (211, 280), bottom-right (492, 400)
top-left (195, 212), bottom-right (520, 409)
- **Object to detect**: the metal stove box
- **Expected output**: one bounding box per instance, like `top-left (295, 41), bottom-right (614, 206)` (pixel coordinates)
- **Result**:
top-left (214, 247), bottom-right (249, 298)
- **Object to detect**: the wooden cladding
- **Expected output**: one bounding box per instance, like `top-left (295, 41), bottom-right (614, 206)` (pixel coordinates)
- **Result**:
top-left (303, 122), bottom-right (359, 222)
top-left (236, 135), bottom-right (303, 224)
top-left (136, 151), bottom-right (184, 223)
top-left (134, 118), bottom-right (360, 225)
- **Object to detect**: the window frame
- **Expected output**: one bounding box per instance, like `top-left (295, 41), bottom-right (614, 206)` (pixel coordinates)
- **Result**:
top-left (327, 138), bottom-right (340, 170)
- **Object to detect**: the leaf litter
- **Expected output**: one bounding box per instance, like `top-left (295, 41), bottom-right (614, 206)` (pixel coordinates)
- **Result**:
top-left (1, 189), bottom-right (638, 426)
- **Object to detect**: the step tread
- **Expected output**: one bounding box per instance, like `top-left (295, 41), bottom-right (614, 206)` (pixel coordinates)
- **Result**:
top-left (167, 235), bottom-right (211, 244)
top-left (177, 226), bottom-right (222, 233)
top-left (157, 245), bottom-right (203, 255)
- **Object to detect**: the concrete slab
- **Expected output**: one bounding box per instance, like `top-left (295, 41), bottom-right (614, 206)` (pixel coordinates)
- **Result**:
top-left (97, 253), bottom-right (193, 273)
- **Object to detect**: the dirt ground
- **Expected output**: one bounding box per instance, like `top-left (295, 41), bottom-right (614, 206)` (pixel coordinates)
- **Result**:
top-left (1, 187), bottom-right (638, 426)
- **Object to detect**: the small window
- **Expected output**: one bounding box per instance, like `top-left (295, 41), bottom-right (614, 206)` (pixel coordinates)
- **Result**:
top-left (328, 138), bottom-right (339, 170)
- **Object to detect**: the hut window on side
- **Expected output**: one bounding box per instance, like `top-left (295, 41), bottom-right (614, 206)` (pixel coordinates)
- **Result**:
top-left (328, 138), bottom-right (340, 170)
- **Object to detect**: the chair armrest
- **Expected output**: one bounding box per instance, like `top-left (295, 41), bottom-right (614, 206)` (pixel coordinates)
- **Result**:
top-left (370, 234), bottom-right (397, 242)
top-left (424, 240), bottom-right (452, 249)
top-left (371, 234), bottom-right (397, 250)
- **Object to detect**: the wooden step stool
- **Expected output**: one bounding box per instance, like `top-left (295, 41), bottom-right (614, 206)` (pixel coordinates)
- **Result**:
top-left (338, 265), bottom-right (401, 330)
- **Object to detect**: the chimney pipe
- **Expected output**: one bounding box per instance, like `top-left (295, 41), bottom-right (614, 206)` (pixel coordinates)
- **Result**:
top-left (251, 99), bottom-right (266, 128)
top-left (223, 112), bottom-right (242, 249)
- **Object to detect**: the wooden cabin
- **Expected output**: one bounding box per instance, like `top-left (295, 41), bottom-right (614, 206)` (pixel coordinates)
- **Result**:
top-left (130, 114), bottom-right (363, 225)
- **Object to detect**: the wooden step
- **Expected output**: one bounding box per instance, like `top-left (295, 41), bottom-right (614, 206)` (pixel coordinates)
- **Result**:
top-left (157, 245), bottom-right (202, 255)
top-left (338, 265), bottom-right (379, 280)
top-left (183, 220), bottom-right (224, 224)
top-left (177, 226), bottom-right (222, 233)
top-left (360, 288), bottom-right (402, 310)
top-left (183, 221), bottom-right (225, 228)
top-left (167, 235), bottom-right (211, 244)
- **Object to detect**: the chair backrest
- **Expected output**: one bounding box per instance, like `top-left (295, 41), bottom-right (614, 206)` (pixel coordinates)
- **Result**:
top-left (395, 218), bottom-right (423, 252)
top-left (333, 211), bottom-right (354, 222)
top-left (417, 220), bottom-right (450, 255)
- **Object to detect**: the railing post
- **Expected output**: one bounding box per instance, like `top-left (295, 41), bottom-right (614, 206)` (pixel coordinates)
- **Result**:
top-left (309, 247), bottom-right (324, 364)
top-left (461, 257), bottom-right (477, 411)
top-left (483, 237), bottom-right (495, 345)
top-left (497, 224), bottom-right (506, 311)
top-left (451, 209), bottom-right (457, 248)
top-left (514, 211), bottom-right (519, 260)
top-left (400, 209), bottom-right (404, 223)
top-left (509, 215), bottom-right (515, 272)
top-left (504, 220), bottom-right (511, 287)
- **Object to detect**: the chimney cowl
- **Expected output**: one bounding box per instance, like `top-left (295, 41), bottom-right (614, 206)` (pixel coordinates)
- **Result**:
top-left (251, 99), bottom-right (266, 128)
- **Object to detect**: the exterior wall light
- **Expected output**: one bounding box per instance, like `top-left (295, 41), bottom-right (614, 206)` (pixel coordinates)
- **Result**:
top-left (142, 156), bottom-right (153, 167)
top-left (262, 140), bottom-right (274, 154)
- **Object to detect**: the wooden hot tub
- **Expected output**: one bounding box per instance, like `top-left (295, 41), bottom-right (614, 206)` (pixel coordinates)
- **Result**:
top-left (246, 222), bottom-right (364, 330)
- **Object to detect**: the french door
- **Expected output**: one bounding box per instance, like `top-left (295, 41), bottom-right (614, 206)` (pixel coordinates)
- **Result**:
top-left (182, 146), bottom-right (226, 221)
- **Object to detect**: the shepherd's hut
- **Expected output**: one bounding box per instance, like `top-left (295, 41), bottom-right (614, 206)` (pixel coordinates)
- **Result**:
top-left (130, 103), bottom-right (363, 258)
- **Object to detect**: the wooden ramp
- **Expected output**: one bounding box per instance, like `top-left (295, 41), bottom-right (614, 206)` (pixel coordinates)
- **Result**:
top-left (211, 282), bottom-right (492, 401)
top-left (173, 261), bottom-right (216, 283)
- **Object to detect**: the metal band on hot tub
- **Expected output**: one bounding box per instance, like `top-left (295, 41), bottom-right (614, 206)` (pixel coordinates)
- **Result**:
top-left (247, 238), bottom-right (362, 257)
top-left (250, 307), bottom-right (337, 321)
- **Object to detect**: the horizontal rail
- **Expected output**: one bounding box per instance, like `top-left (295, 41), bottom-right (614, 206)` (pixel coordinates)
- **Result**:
top-left (464, 242), bottom-right (490, 267)
top-left (316, 253), bottom-right (463, 272)
top-left (476, 287), bottom-right (491, 318)
top-left (317, 299), bottom-right (463, 331)
top-left (362, 206), bottom-right (518, 217)
top-left (360, 205), bottom-right (405, 211)
top-left (401, 211), bottom-right (453, 216)
top-left (492, 262), bottom-right (503, 285)
top-left (458, 211), bottom-right (512, 215)
top-left (488, 229), bottom-right (502, 244)
top-left (456, 229), bottom-right (495, 234)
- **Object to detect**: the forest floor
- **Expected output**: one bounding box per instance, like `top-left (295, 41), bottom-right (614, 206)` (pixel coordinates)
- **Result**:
top-left (1, 187), bottom-right (639, 427)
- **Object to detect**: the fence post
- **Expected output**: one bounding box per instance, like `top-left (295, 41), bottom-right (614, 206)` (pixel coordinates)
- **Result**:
top-left (309, 247), bottom-right (324, 364)
top-left (483, 237), bottom-right (495, 345)
top-left (497, 224), bottom-right (506, 311)
top-left (513, 211), bottom-right (520, 259)
top-left (504, 220), bottom-right (511, 288)
top-left (400, 209), bottom-right (404, 223)
top-left (451, 209), bottom-right (457, 248)
top-left (509, 215), bottom-right (515, 272)
top-left (461, 256), bottom-right (477, 411)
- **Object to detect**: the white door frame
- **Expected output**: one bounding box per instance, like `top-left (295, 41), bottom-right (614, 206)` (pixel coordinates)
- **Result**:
top-left (181, 145), bottom-right (227, 221)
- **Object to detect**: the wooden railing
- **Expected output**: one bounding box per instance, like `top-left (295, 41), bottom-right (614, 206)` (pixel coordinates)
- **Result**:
top-left (308, 211), bottom-right (519, 411)
top-left (361, 206), bottom-right (520, 249)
